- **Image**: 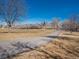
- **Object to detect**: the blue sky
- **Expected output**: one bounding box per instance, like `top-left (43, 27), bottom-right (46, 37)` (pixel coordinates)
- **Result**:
top-left (23, 0), bottom-right (79, 24)
top-left (0, 0), bottom-right (79, 24)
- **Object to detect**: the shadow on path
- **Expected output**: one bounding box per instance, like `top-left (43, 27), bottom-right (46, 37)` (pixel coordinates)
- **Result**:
top-left (45, 36), bottom-right (72, 40)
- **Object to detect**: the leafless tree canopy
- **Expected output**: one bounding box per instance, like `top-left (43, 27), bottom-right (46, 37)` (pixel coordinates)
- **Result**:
top-left (62, 15), bottom-right (79, 32)
top-left (51, 18), bottom-right (60, 29)
top-left (0, 0), bottom-right (26, 27)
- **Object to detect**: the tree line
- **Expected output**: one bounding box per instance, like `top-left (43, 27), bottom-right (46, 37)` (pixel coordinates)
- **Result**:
top-left (62, 15), bottom-right (79, 32)
top-left (0, 0), bottom-right (79, 31)
top-left (51, 15), bottom-right (79, 32)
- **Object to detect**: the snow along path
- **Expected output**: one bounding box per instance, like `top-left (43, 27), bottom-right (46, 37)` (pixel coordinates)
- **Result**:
top-left (19, 30), bottom-right (61, 48)
top-left (0, 30), bottom-right (61, 48)
top-left (0, 30), bottom-right (61, 59)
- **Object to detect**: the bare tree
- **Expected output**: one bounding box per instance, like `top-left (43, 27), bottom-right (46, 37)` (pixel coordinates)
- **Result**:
top-left (62, 14), bottom-right (79, 32)
top-left (51, 18), bottom-right (60, 30)
top-left (62, 20), bottom-right (75, 32)
top-left (70, 15), bottom-right (79, 31)
top-left (0, 0), bottom-right (26, 27)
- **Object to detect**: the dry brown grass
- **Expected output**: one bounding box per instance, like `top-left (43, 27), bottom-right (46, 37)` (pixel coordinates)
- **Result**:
top-left (0, 28), bottom-right (53, 40)
top-left (13, 31), bottom-right (79, 59)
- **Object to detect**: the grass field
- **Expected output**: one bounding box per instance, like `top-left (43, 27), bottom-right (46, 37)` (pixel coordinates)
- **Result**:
top-left (13, 31), bottom-right (79, 59)
top-left (0, 28), bottom-right (54, 40)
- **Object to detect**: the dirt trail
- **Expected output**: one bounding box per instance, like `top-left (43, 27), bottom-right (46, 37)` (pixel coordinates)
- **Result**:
top-left (0, 30), bottom-right (61, 59)
top-left (0, 30), bottom-right (60, 48)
